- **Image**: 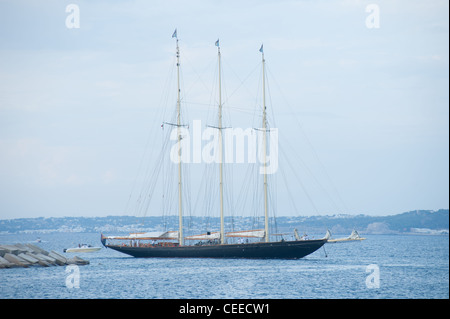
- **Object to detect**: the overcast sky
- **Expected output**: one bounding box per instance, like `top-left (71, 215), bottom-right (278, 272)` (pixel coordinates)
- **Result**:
top-left (0, 0), bottom-right (448, 219)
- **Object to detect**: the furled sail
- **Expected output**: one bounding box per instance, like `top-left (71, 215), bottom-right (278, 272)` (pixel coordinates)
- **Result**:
top-left (185, 232), bottom-right (221, 241)
top-left (226, 229), bottom-right (265, 238)
top-left (102, 231), bottom-right (178, 241)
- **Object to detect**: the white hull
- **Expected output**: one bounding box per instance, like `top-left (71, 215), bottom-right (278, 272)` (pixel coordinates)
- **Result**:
top-left (64, 247), bottom-right (101, 253)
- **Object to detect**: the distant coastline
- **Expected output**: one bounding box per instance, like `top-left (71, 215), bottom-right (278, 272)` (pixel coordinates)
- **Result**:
top-left (0, 209), bottom-right (448, 236)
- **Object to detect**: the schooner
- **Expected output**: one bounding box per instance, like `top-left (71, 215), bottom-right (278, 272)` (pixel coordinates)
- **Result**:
top-left (101, 30), bottom-right (329, 259)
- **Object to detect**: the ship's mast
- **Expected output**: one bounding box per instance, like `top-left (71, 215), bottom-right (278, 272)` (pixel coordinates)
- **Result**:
top-left (216, 39), bottom-right (225, 244)
top-left (174, 29), bottom-right (183, 246)
top-left (261, 44), bottom-right (269, 243)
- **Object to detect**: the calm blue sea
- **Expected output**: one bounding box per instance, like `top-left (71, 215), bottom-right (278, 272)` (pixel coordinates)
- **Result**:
top-left (0, 233), bottom-right (448, 299)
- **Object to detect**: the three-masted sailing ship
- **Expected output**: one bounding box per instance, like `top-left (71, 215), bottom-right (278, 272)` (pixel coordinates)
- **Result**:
top-left (101, 30), bottom-right (329, 259)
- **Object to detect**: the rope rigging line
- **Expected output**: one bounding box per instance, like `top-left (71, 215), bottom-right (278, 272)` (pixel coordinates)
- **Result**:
top-left (266, 64), bottom-right (349, 214)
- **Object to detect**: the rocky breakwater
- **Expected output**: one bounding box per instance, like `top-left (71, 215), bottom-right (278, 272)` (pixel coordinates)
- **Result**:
top-left (0, 243), bottom-right (89, 269)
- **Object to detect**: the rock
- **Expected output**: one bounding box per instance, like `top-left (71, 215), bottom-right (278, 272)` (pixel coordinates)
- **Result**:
top-left (48, 251), bottom-right (67, 266)
top-left (25, 243), bottom-right (49, 256)
top-left (0, 245), bottom-right (21, 256)
top-left (15, 243), bottom-right (34, 254)
top-left (0, 243), bottom-right (89, 269)
top-left (67, 256), bottom-right (90, 265)
top-left (3, 253), bottom-right (30, 268)
top-left (38, 260), bottom-right (51, 267)
top-left (18, 253), bottom-right (40, 265)
top-left (35, 253), bottom-right (57, 266)
top-left (0, 256), bottom-right (15, 268)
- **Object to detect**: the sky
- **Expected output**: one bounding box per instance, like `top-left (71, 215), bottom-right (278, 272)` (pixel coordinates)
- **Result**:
top-left (0, 0), bottom-right (448, 219)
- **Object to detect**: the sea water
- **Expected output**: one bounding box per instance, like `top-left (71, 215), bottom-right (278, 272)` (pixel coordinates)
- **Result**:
top-left (0, 233), bottom-right (448, 299)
